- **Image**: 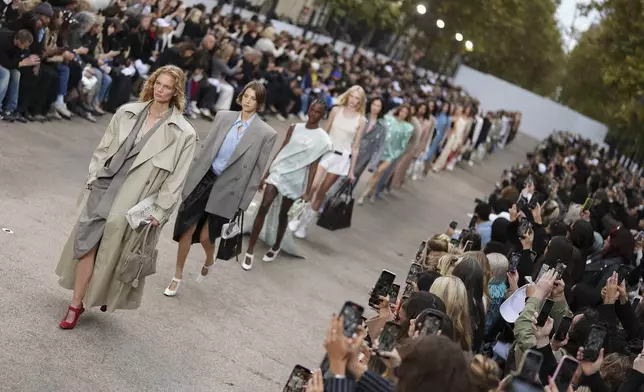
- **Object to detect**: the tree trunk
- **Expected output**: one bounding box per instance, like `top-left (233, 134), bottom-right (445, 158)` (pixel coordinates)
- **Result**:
top-left (353, 27), bottom-right (375, 57)
top-left (388, 34), bottom-right (402, 57)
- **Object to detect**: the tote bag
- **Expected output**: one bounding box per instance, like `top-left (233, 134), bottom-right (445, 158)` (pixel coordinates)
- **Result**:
top-left (317, 182), bottom-right (354, 231)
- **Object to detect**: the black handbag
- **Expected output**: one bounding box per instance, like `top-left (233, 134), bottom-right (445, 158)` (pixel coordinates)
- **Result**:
top-left (217, 210), bottom-right (244, 261)
top-left (317, 182), bottom-right (354, 231)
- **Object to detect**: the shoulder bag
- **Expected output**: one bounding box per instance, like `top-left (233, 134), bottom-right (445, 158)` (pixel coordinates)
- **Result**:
top-left (118, 224), bottom-right (160, 288)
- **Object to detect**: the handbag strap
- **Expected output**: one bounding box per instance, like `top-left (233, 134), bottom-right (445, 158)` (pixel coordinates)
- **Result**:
top-left (134, 224), bottom-right (157, 253)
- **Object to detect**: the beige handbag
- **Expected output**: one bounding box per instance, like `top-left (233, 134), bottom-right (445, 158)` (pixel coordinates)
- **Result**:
top-left (118, 224), bottom-right (159, 288)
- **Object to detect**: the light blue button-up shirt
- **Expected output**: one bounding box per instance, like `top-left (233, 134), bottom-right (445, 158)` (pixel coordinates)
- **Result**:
top-left (211, 113), bottom-right (256, 175)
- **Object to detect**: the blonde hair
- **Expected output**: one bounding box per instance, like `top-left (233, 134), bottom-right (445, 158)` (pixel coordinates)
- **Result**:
top-left (217, 42), bottom-right (236, 62)
top-left (430, 276), bottom-right (472, 351)
top-left (437, 254), bottom-right (459, 276)
top-left (187, 8), bottom-right (202, 23)
top-left (487, 253), bottom-right (509, 284)
top-left (336, 85), bottom-right (366, 115)
top-left (418, 234), bottom-right (450, 270)
top-left (464, 251), bottom-right (492, 305)
top-left (469, 354), bottom-right (501, 392)
top-left (139, 65), bottom-right (187, 112)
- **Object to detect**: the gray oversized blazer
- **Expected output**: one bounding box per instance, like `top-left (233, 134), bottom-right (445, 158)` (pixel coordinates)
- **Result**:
top-left (181, 110), bottom-right (277, 219)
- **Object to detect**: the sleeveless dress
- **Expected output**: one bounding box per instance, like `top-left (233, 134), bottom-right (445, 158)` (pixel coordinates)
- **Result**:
top-left (320, 107), bottom-right (361, 176)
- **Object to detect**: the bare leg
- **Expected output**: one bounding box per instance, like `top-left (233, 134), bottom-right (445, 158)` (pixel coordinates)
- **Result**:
top-left (274, 197), bottom-right (295, 250)
top-left (309, 164), bottom-right (328, 208)
top-left (312, 173), bottom-right (340, 211)
top-left (247, 185), bottom-right (279, 255)
top-left (198, 220), bottom-right (216, 276)
top-left (64, 246), bottom-right (97, 322)
top-left (170, 222), bottom-right (198, 290)
top-left (358, 161), bottom-right (391, 202)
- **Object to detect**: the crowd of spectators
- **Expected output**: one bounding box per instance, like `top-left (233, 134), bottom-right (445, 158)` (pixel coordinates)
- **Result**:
top-left (292, 132), bottom-right (644, 392)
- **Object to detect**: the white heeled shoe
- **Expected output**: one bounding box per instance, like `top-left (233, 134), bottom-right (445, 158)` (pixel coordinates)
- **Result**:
top-left (163, 277), bottom-right (181, 296)
top-left (195, 263), bottom-right (213, 284)
top-left (241, 253), bottom-right (254, 271)
top-left (262, 248), bottom-right (281, 262)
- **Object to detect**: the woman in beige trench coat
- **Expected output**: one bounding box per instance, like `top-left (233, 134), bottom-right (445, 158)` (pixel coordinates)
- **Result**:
top-left (55, 65), bottom-right (197, 329)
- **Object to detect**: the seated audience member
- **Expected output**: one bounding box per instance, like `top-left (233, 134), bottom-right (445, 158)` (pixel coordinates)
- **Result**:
top-left (0, 29), bottom-right (35, 122)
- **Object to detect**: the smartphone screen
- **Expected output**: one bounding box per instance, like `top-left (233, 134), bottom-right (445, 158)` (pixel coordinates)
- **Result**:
top-left (468, 215), bottom-right (477, 229)
top-left (511, 378), bottom-right (544, 392)
top-left (415, 241), bottom-right (427, 263)
top-left (405, 263), bottom-right (422, 284)
top-left (449, 221), bottom-right (458, 230)
top-left (553, 356), bottom-right (579, 392)
top-left (516, 196), bottom-right (528, 211)
top-left (450, 237), bottom-right (460, 247)
top-left (463, 240), bottom-right (473, 252)
top-left (388, 283), bottom-right (400, 305)
top-left (401, 282), bottom-right (415, 299)
top-left (518, 218), bottom-right (533, 238)
top-left (536, 264), bottom-right (550, 282)
top-left (582, 324), bottom-right (607, 361)
top-left (283, 365), bottom-right (312, 392)
top-left (378, 321), bottom-right (401, 353)
top-left (509, 252), bottom-right (520, 272)
top-left (416, 312), bottom-right (442, 336)
top-left (518, 349), bottom-right (543, 383)
top-left (554, 316), bottom-right (573, 341)
top-left (340, 301), bottom-right (364, 337)
top-left (369, 270), bottom-right (396, 308)
top-left (528, 192), bottom-right (543, 209)
top-left (633, 297), bottom-right (642, 309)
top-left (554, 262), bottom-right (566, 280)
top-left (536, 299), bottom-right (554, 327)
top-left (617, 264), bottom-right (631, 283)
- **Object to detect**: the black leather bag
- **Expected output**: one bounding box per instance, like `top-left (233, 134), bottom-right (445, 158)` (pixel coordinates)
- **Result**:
top-left (216, 210), bottom-right (243, 261)
top-left (317, 182), bottom-right (354, 231)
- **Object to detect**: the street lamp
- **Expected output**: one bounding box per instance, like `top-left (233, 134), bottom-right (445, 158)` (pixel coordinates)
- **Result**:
top-left (455, 33), bottom-right (463, 41)
top-left (465, 40), bottom-right (474, 51)
top-left (436, 19), bottom-right (445, 28)
top-left (416, 4), bottom-right (427, 14)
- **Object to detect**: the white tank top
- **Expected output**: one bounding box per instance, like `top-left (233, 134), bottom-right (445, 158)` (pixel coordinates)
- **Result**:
top-left (328, 108), bottom-right (360, 153)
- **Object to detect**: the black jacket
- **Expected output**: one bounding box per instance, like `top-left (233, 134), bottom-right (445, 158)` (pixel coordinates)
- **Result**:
top-left (7, 12), bottom-right (44, 56)
top-left (0, 29), bottom-right (26, 69)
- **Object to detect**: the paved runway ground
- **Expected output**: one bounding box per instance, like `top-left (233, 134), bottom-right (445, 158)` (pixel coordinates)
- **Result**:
top-left (0, 114), bottom-right (535, 391)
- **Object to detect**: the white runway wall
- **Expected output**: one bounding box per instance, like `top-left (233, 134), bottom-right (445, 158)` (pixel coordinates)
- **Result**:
top-left (454, 65), bottom-right (608, 144)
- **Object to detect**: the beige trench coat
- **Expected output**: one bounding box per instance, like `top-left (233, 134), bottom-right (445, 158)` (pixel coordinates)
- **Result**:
top-left (56, 101), bottom-right (197, 311)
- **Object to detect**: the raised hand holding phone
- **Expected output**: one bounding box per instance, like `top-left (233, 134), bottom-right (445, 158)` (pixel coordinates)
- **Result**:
top-left (576, 346), bottom-right (605, 376)
top-left (531, 312), bottom-right (554, 348)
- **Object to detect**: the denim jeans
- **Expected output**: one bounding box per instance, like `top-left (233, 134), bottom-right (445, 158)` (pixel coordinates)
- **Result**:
top-left (55, 63), bottom-right (70, 97)
top-left (0, 65), bottom-right (20, 112)
top-left (425, 129), bottom-right (445, 163)
top-left (91, 68), bottom-right (112, 105)
top-left (376, 158), bottom-right (398, 195)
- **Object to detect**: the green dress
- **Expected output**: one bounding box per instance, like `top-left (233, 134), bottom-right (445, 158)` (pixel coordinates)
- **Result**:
top-left (380, 114), bottom-right (414, 163)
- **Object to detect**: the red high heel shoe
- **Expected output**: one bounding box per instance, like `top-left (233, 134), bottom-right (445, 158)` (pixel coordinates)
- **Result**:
top-left (59, 304), bottom-right (85, 329)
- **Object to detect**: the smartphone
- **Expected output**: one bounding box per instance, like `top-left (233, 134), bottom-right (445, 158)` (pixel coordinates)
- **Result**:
top-left (463, 240), bottom-right (473, 252)
top-left (509, 252), bottom-right (521, 272)
top-left (415, 241), bottom-right (427, 263)
top-left (340, 301), bottom-right (365, 337)
top-left (582, 197), bottom-right (593, 211)
top-left (517, 349), bottom-right (543, 383)
top-left (377, 321), bottom-right (402, 353)
top-left (388, 283), bottom-right (400, 306)
top-left (633, 296), bottom-right (642, 309)
top-left (468, 214), bottom-right (477, 229)
top-left (415, 310), bottom-right (442, 336)
top-left (450, 237), bottom-right (460, 247)
top-left (536, 264), bottom-right (550, 282)
top-left (401, 282), bottom-right (415, 299)
top-left (553, 356), bottom-right (579, 392)
top-left (635, 231), bottom-right (644, 243)
top-left (405, 263), bottom-right (423, 284)
top-left (554, 316), bottom-right (573, 341)
top-left (283, 364), bottom-right (312, 392)
top-left (510, 378), bottom-right (543, 392)
top-left (528, 192), bottom-right (543, 209)
top-left (617, 264), bottom-right (632, 283)
top-left (516, 195), bottom-right (528, 211)
top-left (369, 270), bottom-right (396, 309)
top-left (449, 221), bottom-right (458, 230)
top-left (536, 298), bottom-right (554, 327)
top-left (518, 218), bottom-right (533, 239)
top-left (554, 262), bottom-right (566, 280)
top-left (582, 324), bottom-right (607, 362)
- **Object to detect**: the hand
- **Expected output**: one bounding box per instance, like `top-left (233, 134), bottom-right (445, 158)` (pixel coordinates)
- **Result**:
top-left (446, 226), bottom-right (455, 238)
top-left (63, 50), bottom-right (75, 61)
top-left (305, 369), bottom-right (323, 392)
top-left (509, 204), bottom-right (518, 222)
top-left (108, 50), bottom-right (120, 58)
top-left (378, 348), bottom-right (402, 369)
top-left (533, 269), bottom-right (556, 300)
top-left (550, 279), bottom-right (566, 302)
top-left (531, 313), bottom-right (554, 348)
top-left (633, 349), bottom-right (644, 375)
top-left (408, 319), bottom-right (420, 338)
top-left (346, 327), bottom-right (367, 379)
top-left (348, 172), bottom-right (356, 184)
top-left (33, 64), bottom-right (40, 75)
top-left (603, 272), bottom-right (619, 305)
top-left (576, 347), bottom-right (604, 376)
top-left (146, 216), bottom-right (160, 226)
top-left (98, 58), bottom-right (105, 66)
top-left (520, 228), bottom-right (534, 250)
top-left (378, 295), bottom-right (391, 314)
top-left (258, 178), bottom-right (266, 191)
top-left (551, 332), bottom-right (569, 352)
top-left (237, 59), bottom-right (243, 67)
top-left (507, 270), bottom-right (519, 292)
top-left (617, 279), bottom-right (628, 305)
top-left (75, 46), bottom-right (89, 55)
top-left (324, 316), bottom-right (350, 375)
top-left (544, 376), bottom-right (574, 392)
top-left (531, 202), bottom-right (542, 225)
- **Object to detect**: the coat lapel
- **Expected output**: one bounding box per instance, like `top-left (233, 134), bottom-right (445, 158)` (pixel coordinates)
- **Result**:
top-left (129, 106), bottom-right (180, 172)
top-left (223, 117), bottom-right (261, 171)
top-left (117, 101), bottom-right (148, 146)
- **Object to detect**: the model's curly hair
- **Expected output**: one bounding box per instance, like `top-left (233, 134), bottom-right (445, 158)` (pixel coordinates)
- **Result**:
top-left (139, 65), bottom-right (187, 112)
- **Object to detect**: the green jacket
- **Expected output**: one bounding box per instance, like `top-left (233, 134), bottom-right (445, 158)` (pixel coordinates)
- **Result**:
top-left (513, 296), bottom-right (573, 367)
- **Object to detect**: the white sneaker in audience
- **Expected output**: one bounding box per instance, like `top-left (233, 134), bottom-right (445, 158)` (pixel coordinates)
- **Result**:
top-left (190, 101), bottom-right (200, 116)
top-left (54, 102), bottom-right (72, 118)
top-left (276, 113), bottom-right (286, 121)
top-left (297, 112), bottom-right (307, 121)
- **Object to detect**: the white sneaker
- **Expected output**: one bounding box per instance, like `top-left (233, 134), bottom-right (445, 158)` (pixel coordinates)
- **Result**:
top-left (189, 101), bottom-right (200, 116)
top-left (200, 108), bottom-right (213, 119)
top-left (54, 102), bottom-right (72, 118)
top-left (276, 113), bottom-right (286, 121)
top-left (297, 112), bottom-right (307, 121)
top-left (294, 206), bottom-right (316, 239)
top-left (163, 277), bottom-right (181, 296)
top-left (468, 161), bottom-right (474, 167)
top-left (294, 224), bottom-right (308, 239)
